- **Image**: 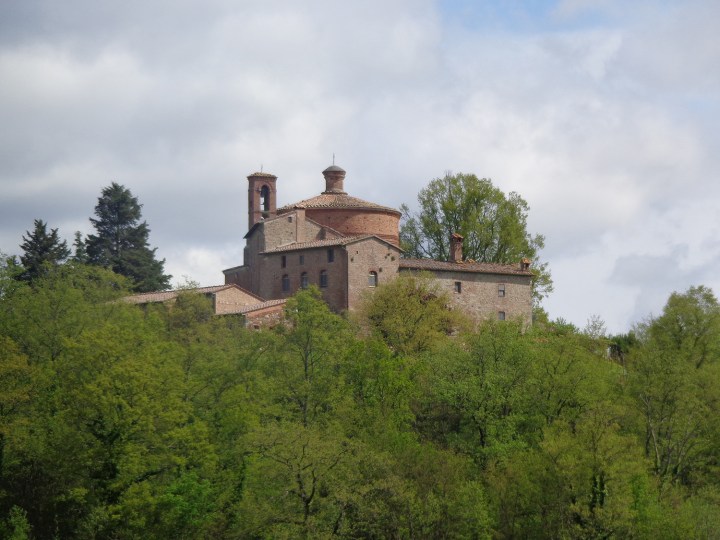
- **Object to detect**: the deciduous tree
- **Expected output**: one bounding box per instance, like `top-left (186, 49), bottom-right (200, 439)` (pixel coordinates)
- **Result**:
top-left (400, 172), bottom-right (552, 303)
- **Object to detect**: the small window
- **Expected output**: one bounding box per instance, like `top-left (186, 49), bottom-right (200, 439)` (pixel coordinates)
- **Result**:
top-left (282, 274), bottom-right (290, 292)
top-left (454, 281), bottom-right (462, 293)
top-left (327, 248), bottom-right (334, 263)
top-left (299, 255), bottom-right (304, 265)
top-left (320, 270), bottom-right (328, 288)
top-left (368, 271), bottom-right (378, 287)
top-left (301, 272), bottom-right (308, 289)
top-left (498, 311), bottom-right (506, 321)
top-left (281, 255), bottom-right (286, 268)
top-left (498, 284), bottom-right (506, 297)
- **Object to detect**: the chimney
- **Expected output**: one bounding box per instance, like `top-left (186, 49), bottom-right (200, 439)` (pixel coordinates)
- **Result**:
top-left (295, 206), bottom-right (306, 243)
top-left (520, 258), bottom-right (531, 271)
top-left (322, 165), bottom-right (347, 194)
top-left (450, 233), bottom-right (464, 263)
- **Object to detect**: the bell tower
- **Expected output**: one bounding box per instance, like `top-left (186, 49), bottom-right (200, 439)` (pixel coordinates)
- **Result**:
top-left (247, 171), bottom-right (277, 230)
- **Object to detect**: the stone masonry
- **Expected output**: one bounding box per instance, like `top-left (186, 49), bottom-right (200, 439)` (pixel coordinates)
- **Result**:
top-left (223, 164), bottom-right (534, 324)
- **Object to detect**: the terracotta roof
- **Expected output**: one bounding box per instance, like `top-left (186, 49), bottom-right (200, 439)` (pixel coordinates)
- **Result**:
top-left (261, 234), bottom-right (402, 254)
top-left (123, 284), bottom-right (264, 305)
top-left (123, 285), bottom-right (287, 317)
top-left (239, 298), bottom-right (287, 314)
top-left (277, 193), bottom-right (400, 215)
top-left (399, 258), bottom-right (533, 276)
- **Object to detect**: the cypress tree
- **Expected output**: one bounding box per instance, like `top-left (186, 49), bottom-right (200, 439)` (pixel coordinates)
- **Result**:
top-left (86, 182), bottom-right (171, 292)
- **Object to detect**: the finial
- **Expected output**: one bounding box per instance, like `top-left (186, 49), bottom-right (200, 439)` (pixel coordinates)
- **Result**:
top-left (332, 153), bottom-right (335, 165)
top-left (260, 164), bottom-right (263, 172)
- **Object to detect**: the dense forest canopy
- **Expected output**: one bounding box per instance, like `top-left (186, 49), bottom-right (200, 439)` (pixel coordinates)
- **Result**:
top-left (0, 260), bottom-right (718, 539)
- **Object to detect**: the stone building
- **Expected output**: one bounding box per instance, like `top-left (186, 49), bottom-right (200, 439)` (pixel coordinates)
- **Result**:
top-left (223, 164), bottom-right (533, 323)
top-left (123, 284), bottom-right (286, 327)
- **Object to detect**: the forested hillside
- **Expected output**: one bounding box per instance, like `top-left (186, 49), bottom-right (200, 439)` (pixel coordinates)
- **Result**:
top-left (0, 265), bottom-right (718, 539)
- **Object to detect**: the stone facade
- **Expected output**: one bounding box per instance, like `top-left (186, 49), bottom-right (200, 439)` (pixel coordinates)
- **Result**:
top-left (123, 284), bottom-right (286, 328)
top-left (223, 164), bottom-right (534, 324)
top-left (398, 260), bottom-right (533, 323)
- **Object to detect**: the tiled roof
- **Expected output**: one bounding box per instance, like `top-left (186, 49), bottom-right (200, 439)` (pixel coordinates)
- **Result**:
top-left (248, 171), bottom-right (277, 177)
top-left (123, 284), bottom-right (250, 304)
top-left (123, 285), bottom-right (285, 317)
top-left (399, 258), bottom-right (533, 276)
top-left (277, 193), bottom-right (400, 215)
top-left (261, 234), bottom-right (402, 254)
top-left (239, 298), bottom-right (287, 314)
top-left (261, 235), bottom-right (369, 254)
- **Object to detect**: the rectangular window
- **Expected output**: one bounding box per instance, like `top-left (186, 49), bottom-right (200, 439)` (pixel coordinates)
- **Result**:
top-left (301, 272), bottom-right (308, 289)
top-left (498, 284), bottom-right (505, 297)
top-left (281, 255), bottom-right (286, 268)
top-left (299, 255), bottom-right (304, 265)
top-left (368, 271), bottom-right (378, 287)
top-left (327, 248), bottom-right (334, 263)
top-left (454, 281), bottom-right (462, 293)
top-left (498, 311), bottom-right (506, 321)
top-left (320, 270), bottom-right (328, 288)
top-left (282, 274), bottom-right (290, 292)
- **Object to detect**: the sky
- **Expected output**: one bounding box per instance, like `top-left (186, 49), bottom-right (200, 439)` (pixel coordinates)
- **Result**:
top-left (1, 0), bottom-right (719, 333)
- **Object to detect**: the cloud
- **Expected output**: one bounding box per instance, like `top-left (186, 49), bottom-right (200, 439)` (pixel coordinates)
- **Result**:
top-left (1, 0), bottom-right (718, 333)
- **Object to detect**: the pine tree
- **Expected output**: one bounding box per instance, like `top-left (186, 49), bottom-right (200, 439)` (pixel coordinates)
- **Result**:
top-left (18, 219), bottom-right (70, 282)
top-left (71, 231), bottom-right (89, 264)
top-left (86, 182), bottom-right (171, 292)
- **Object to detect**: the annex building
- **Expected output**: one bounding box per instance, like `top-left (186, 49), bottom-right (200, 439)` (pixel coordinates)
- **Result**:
top-left (221, 164), bottom-right (533, 324)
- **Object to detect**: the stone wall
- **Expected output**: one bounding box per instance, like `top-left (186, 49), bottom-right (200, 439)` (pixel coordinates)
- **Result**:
top-left (346, 238), bottom-right (402, 311)
top-left (399, 268), bottom-right (533, 324)
top-left (244, 304), bottom-right (285, 329)
top-left (305, 208), bottom-right (400, 246)
top-left (257, 246), bottom-right (349, 311)
top-left (213, 286), bottom-right (263, 315)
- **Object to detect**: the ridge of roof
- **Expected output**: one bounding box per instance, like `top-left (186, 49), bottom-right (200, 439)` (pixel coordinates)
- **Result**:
top-left (239, 298), bottom-right (287, 314)
top-left (260, 234), bottom-right (402, 254)
top-left (399, 258), bottom-right (533, 276)
top-left (123, 283), bottom-right (265, 304)
top-left (260, 235), bottom-right (368, 254)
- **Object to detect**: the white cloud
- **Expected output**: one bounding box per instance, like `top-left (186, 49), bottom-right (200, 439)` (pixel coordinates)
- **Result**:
top-left (1, 0), bottom-right (718, 333)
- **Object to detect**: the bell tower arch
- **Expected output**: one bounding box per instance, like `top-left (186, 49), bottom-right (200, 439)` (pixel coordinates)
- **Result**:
top-left (247, 171), bottom-right (277, 230)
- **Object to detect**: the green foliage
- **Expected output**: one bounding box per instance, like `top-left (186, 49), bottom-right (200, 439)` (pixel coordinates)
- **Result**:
top-left (18, 219), bottom-right (70, 282)
top-left (357, 273), bottom-right (467, 356)
top-left (86, 182), bottom-right (171, 292)
top-left (627, 288), bottom-right (720, 488)
top-left (1, 266), bottom-right (719, 538)
top-left (72, 230), bottom-right (89, 263)
top-left (400, 172), bottom-right (553, 303)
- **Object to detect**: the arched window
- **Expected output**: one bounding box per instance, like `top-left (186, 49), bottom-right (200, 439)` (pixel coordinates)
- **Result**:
top-left (260, 185), bottom-right (270, 213)
top-left (320, 270), bottom-right (328, 288)
top-left (301, 272), bottom-right (308, 289)
top-left (368, 271), bottom-right (378, 287)
top-left (282, 274), bottom-right (290, 292)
